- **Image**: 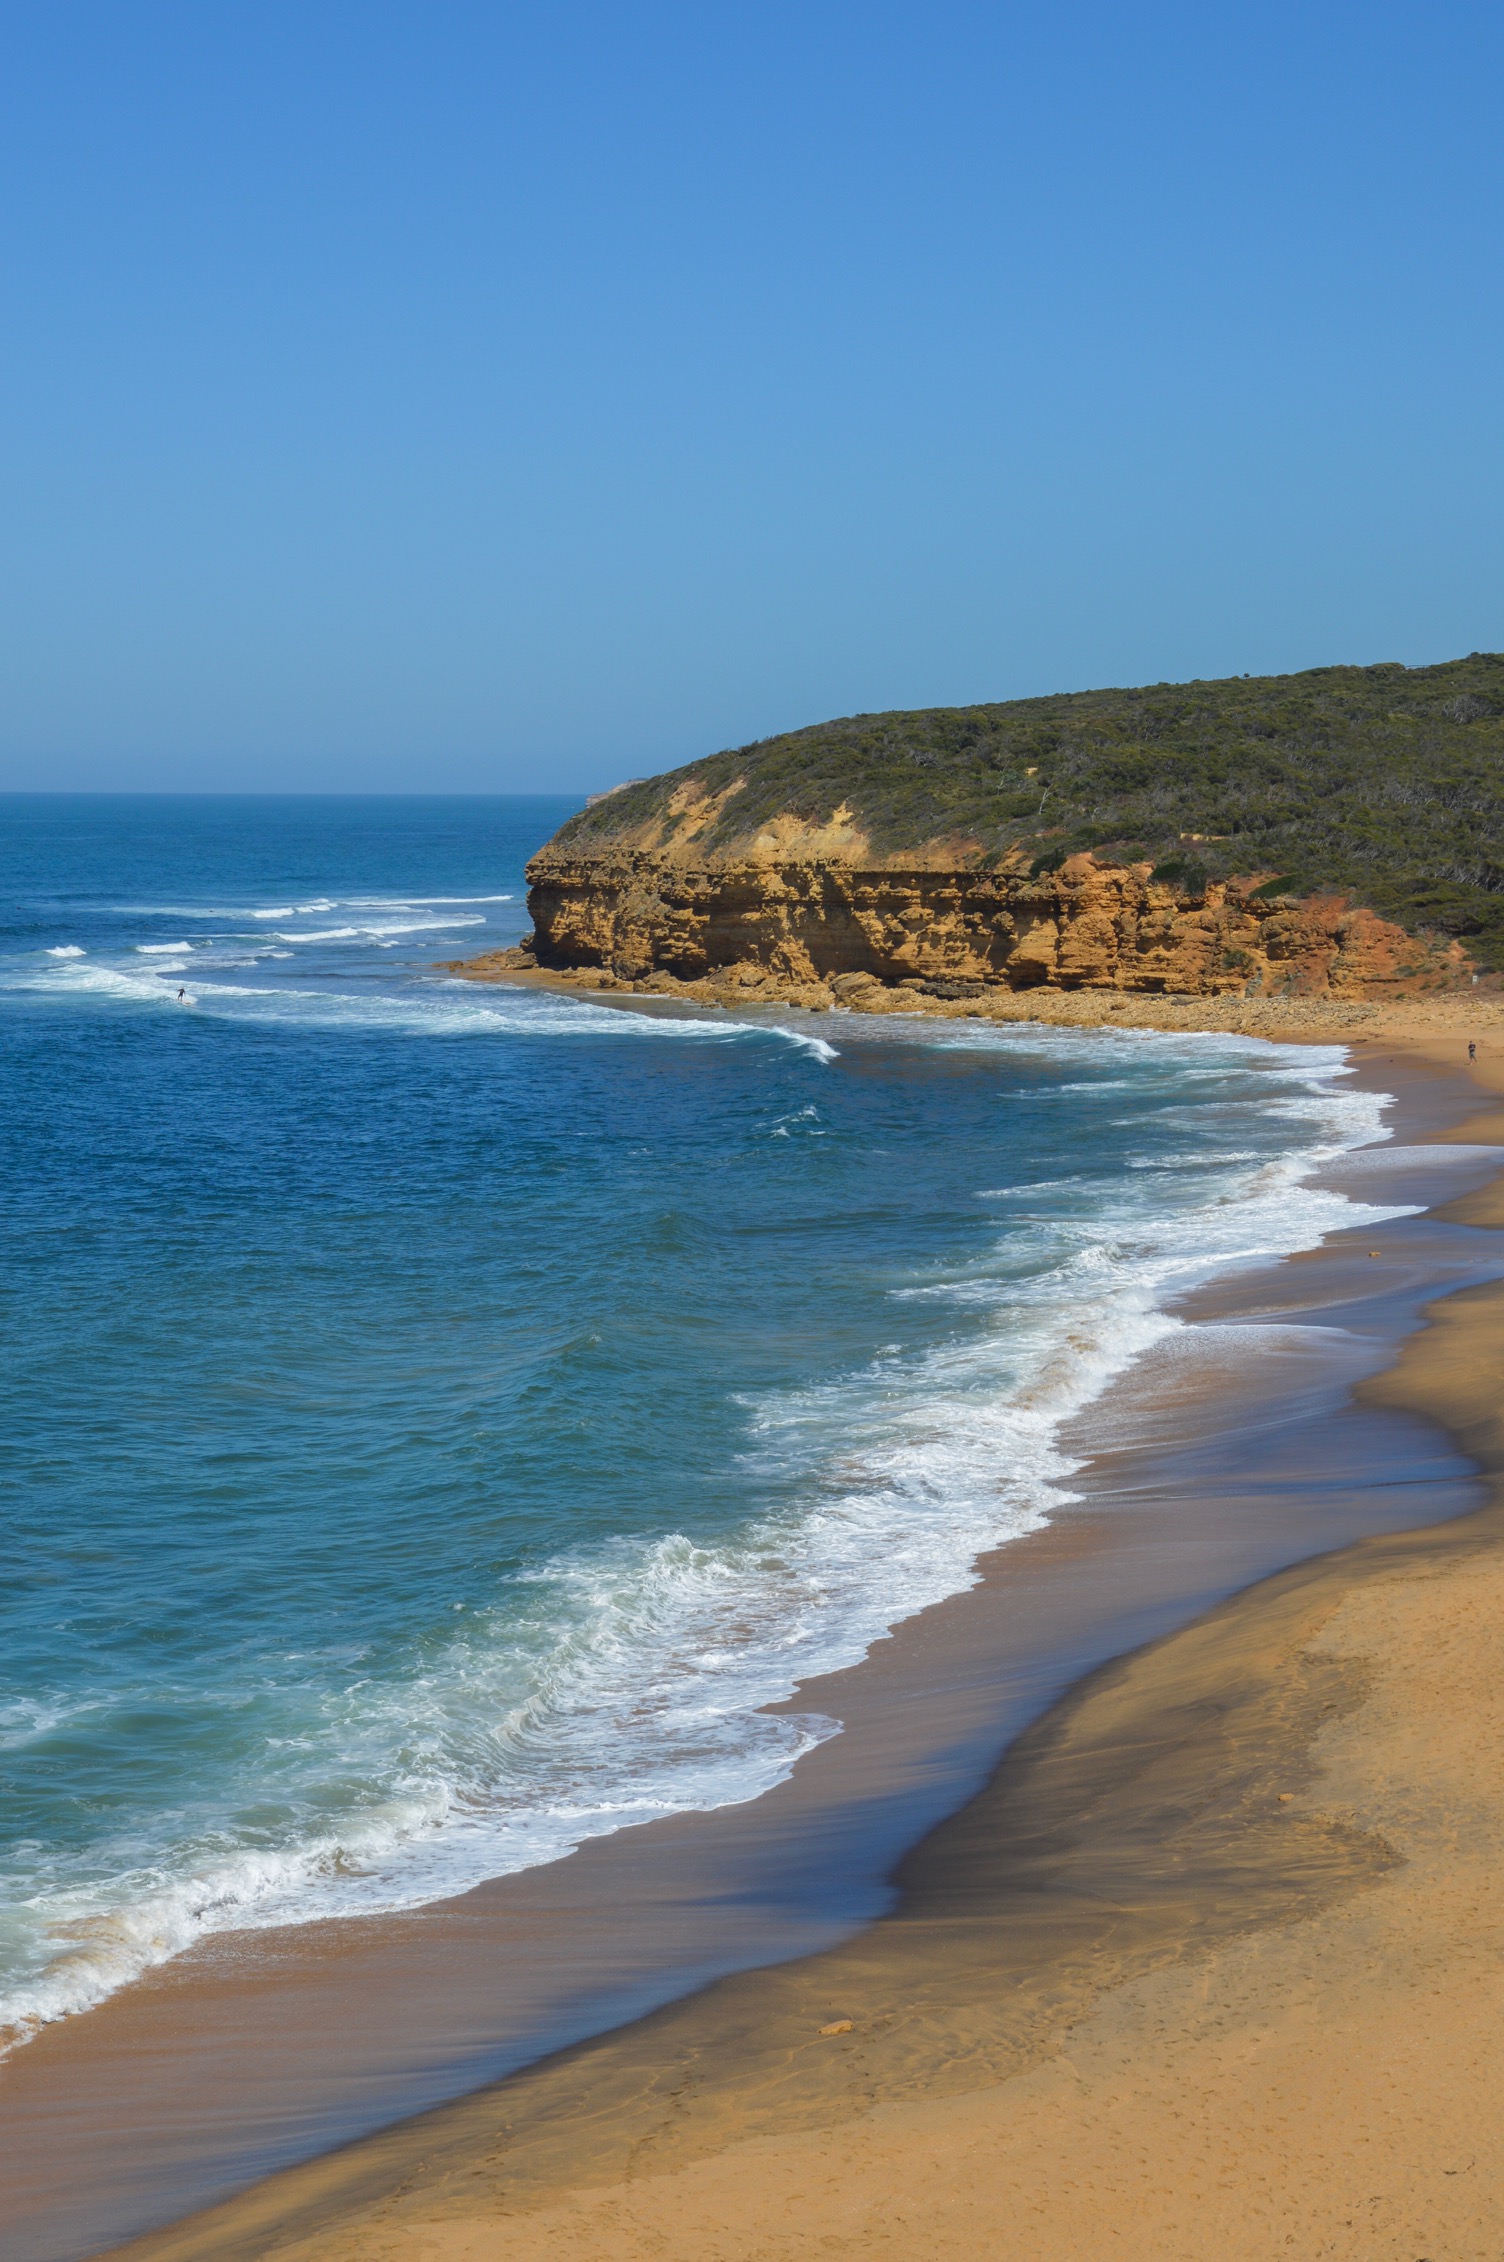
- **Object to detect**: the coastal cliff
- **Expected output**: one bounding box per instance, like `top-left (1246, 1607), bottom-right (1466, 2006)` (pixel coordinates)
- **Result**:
top-left (511, 846), bottom-right (1464, 1001)
top-left (454, 655), bottom-right (1504, 1006)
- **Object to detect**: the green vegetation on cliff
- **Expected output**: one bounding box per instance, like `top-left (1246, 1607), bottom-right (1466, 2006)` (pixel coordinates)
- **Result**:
top-left (557, 653), bottom-right (1504, 965)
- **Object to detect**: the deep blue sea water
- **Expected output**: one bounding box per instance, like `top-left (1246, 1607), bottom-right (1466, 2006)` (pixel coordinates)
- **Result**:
top-left (0, 796), bottom-right (1410, 2045)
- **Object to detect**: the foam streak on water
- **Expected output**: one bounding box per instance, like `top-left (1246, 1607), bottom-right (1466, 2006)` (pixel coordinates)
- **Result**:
top-left (0, 797), bottom-right (1412, 2048)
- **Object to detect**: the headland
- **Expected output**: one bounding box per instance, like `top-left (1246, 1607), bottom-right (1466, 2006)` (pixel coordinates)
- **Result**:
top-left (450, 652), bottom-right (1504, 1012)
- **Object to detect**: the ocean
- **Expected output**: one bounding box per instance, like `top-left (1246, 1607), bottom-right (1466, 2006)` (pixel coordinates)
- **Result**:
top-left (0, 794), bottom-right (1415, 2052)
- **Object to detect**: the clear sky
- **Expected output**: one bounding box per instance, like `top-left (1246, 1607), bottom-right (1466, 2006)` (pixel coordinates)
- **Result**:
top-left (2, 0), bottom-right (1500, 793)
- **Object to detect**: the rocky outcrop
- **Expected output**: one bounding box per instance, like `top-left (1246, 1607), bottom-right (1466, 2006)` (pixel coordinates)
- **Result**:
top-left (473, 655), bottom-right (1504, 991)
top-left (508, 847), bottom-right (1467, 1000)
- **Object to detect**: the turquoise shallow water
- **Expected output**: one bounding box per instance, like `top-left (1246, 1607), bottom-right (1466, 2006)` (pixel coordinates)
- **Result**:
top-left (0, 796), bottom-right (1411, 2043)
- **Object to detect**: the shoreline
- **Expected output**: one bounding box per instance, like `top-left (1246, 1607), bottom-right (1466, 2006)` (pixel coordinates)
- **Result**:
top-left (70, 1021), bottom-right (1504, 2262)
top-left (444, 948), bottom-right (1504, 1044)
top-left (160, 1264), bottom-right (1504, 2262)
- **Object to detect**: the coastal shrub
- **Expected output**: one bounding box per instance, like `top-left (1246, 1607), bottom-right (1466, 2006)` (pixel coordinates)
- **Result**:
top-left (1150, 855), bottom-right (1208, 892)
top-left (557, 653), bottom-right (1504, 966)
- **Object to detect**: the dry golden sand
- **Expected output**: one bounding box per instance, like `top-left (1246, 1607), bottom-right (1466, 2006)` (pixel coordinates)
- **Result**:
top-left (111, 1006), bottom-right (1504, 2262)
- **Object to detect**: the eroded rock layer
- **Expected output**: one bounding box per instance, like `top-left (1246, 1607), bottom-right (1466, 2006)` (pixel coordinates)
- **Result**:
top-left (513, 848), bottom-right (1466, 1000)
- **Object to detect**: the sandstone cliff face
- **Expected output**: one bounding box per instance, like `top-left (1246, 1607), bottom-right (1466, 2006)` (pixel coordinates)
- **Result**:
top-left (521, 847), bottom-right (1467, 1000)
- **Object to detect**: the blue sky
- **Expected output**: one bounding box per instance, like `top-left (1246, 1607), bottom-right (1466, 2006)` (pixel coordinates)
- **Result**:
top-left (1, 0), bottom-right (1500, 791)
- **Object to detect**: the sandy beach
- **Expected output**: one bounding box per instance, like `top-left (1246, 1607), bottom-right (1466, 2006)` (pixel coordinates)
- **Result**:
top-left (70, 1002), bottom-right (1504, 2262)
top-left (8, 0), bottom-right (1501, 2242)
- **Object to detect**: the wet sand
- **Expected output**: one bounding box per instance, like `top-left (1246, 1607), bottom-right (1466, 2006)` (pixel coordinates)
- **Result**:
top-left (171, 1249), bottom-right (1504, 2262)
top-left (13, 1013), bottom-right (1504, 2261)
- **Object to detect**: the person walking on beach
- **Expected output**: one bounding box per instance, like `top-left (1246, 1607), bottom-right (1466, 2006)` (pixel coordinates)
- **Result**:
top-left (1469, 1041), bottom-right (1477, 1062)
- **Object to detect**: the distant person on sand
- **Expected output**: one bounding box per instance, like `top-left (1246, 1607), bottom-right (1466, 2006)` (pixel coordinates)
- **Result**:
top-left (1469, 1041), bottom-right (1477, 1062)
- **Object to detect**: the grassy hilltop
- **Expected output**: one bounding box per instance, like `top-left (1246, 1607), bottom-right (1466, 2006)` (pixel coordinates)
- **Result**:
top-left (556, 653), bottom-right (1504, 965)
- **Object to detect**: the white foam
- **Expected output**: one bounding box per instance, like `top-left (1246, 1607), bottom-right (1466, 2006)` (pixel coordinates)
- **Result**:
top-left (269, 917), bottom-right (487, 942)
top-left (0, 1040), bottom-right (1413, 2046)
top-left (111, 893), bottom-right (510, 920)
top-left (0, 960), bottom-right (841, 1061)
top-left (6, 960), bottom-right (187, 1008)
top-left (44, 945), bottom-right (84, 958)
top-left (771, 1026), bottom-right (839, 1062)
top-left (1128, 1148), bottom-right (1263, 1169)
top-left (108, 899), bottom-right (336, 920)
